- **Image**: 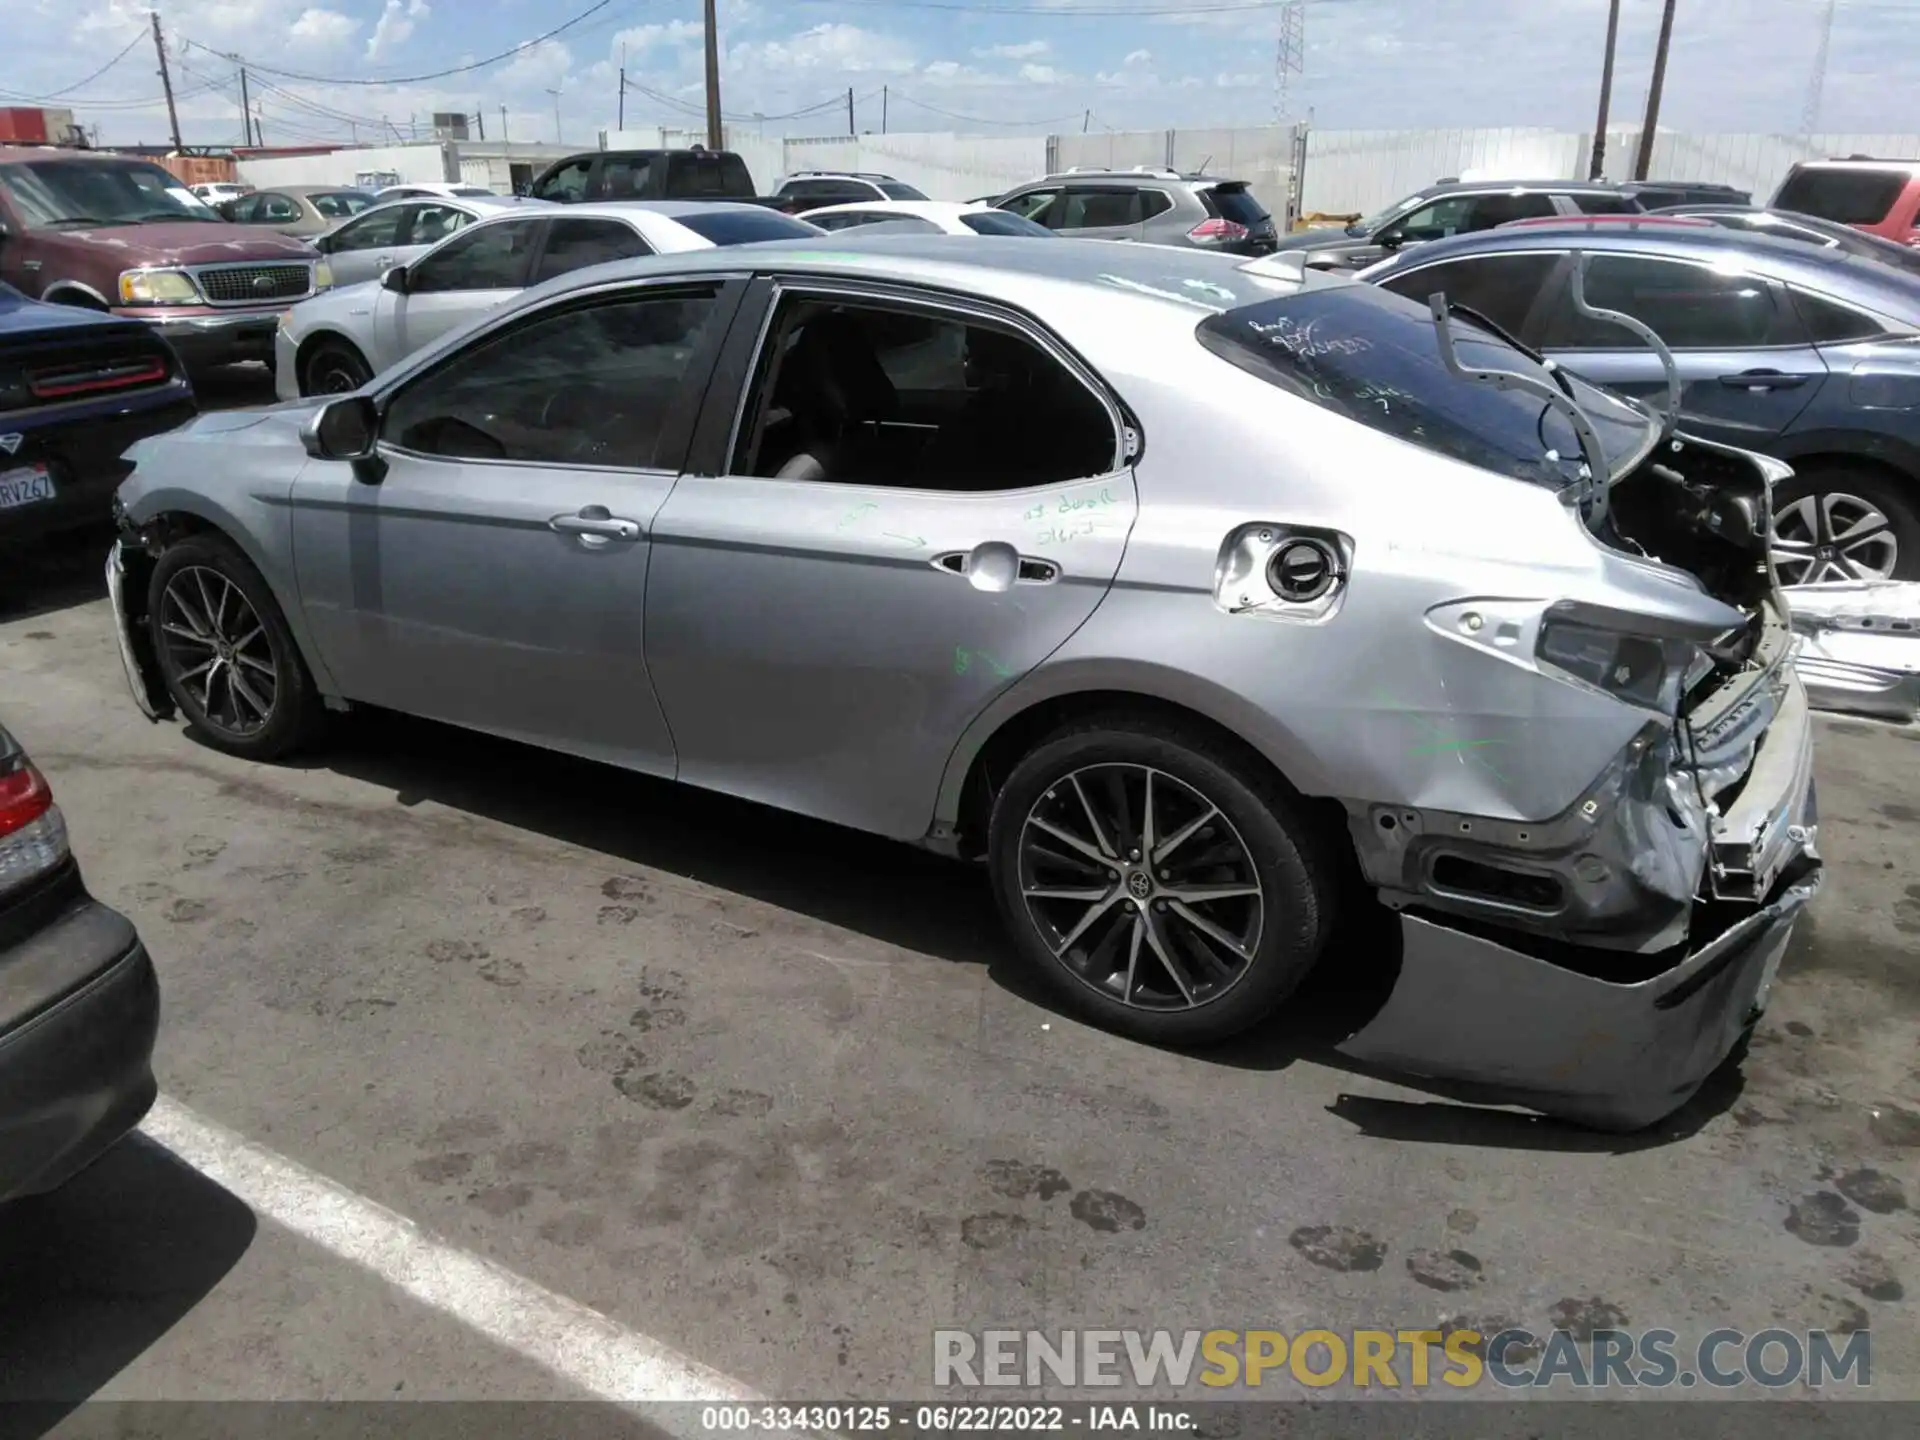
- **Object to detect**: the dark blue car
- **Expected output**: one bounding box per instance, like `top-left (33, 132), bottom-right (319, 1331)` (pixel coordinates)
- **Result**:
top-left (1359, 222), bottom-right (1920, 585)
top-left (0, 282), bottom-right (195, 553)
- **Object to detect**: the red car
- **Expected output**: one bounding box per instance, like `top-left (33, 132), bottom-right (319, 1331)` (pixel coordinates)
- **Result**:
top-left (1770, 158), bottom-right (1920, 248)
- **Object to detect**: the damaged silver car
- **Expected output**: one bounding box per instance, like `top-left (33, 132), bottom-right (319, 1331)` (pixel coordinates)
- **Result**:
top-left (101, 236), bottom-right (1821, 1129)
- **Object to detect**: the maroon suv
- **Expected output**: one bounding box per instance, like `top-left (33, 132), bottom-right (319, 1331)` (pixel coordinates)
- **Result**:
top-left (0, 149), bottom-right (326, 374)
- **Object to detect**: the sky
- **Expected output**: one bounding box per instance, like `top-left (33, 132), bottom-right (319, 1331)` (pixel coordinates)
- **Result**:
top-left (4, 0), bottom-right (1916, 150)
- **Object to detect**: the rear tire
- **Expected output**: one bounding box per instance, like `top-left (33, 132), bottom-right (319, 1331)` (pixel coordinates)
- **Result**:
top-left (987, 714), bottom-right (1335, 1046)
top-left (300, 338), bottom-right (373, 397)
top-left (147, 533), bottom-right (322, 761)
top-left (1770, 466), bottom-right (1920, 584)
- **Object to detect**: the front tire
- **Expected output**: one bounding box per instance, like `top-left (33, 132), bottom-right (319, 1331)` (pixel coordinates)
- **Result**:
top-left (987, 716), bottom-right (1335, 1045)
top-left (147, 533), bottom-right (322, 760)
top-left (300, 338), bottom-right (373, 397)
top-left (1770, 466), bottom-right (1920, 584)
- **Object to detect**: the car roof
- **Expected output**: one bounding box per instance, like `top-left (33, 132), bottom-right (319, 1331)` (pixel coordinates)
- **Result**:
top-left (1787, 158), bottom-right (1920, 176)
top-left (798, 200), bottom-right (987, 219)
top-left (1416, 178), bottom-right (1630, 198)
top-left (545, 200), bottom-right (782, 221)
top-left (1019, 170), bottom-right (1239, 188)
top-left (519, 230), bottom-right (1344, 314)
top-left (269, 184), bottom-right (375, 196)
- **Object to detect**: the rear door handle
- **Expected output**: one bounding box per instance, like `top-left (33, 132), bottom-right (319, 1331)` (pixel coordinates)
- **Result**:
top-left (1719, 370), bottom-right (1813, 390)
top-left (550, 506), bottom-right (642, 541)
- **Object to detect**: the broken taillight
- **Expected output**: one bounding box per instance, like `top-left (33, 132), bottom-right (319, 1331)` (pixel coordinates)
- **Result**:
top-left (0, 753), bottom-right (69, 896)
top-left (1188, 217), bottom-right (1249, 244)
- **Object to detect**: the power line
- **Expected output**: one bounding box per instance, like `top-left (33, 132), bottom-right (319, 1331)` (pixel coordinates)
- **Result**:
top-left (0, 30), bottom-right (146, 101)
top-left (797, 0), bottom-right (1300, 12)
top-left (887, 92), bottom-right (1084, 128)
top-left (185, 0), bottom-right (622, 87)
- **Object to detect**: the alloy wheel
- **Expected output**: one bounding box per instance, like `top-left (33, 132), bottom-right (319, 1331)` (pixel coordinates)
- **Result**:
top-left (1771, 491), bottom-right (1899, 585)
top-left (157, 565), bottom-right (279, 736)
top-left (1017, 763), bottom-right (1265, 1011)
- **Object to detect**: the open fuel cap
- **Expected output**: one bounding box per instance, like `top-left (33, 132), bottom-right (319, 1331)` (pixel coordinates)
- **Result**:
top-left (1268, 537), bottom-right (1339, 603)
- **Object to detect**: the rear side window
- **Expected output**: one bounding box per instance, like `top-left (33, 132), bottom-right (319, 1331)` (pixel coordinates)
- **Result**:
top-left (1204, 186), bottom-right (1270, 225)
top-left (665, 153), bottom-right (755, 198)
top-left (1057, 189), bottom-right (1142, 229)
top-left (409, 219), bottom-right (539, 293)
top-left (1376, 253), bottom-right (1563, 343)
top-left (1139, 190), bottom-right (1174, 221)
top-left (1775, 167), bottom-right (1908, 225)
top-left (1791, 288), bottom-right (1888, 344)
top-left (673, 209), bottom-right (822, 245)
top-left (1539, 254), bottom-right (1786, 350)
top-left (1573, 193), bottom-right (1641, 215)
top-left (600, 156), bottom-right (653, 200)
top-left (879, 182), bottom-right (928, 200)
top-left (533, 218), bottom-right (653, 283)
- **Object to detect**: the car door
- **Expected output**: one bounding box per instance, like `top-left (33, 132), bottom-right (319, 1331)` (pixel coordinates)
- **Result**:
top-left (1532, 251), bottom-right (1828, 448)
top-left (368, 216), bottom-right (542, 369)
top-left (318, 203), bottom-right (412, 287)
top-left (288, 276), bottom-right (744, 774)
top-left (643, 279), bottom-right (1139, 840)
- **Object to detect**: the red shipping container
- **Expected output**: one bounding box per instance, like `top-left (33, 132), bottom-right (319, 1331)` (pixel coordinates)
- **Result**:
top-left (0, 108), bottom-right (52, 144)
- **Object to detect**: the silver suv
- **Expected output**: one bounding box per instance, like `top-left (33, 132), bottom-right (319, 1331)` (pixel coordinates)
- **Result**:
top-left (993, 169), bottom-right (1279, 255)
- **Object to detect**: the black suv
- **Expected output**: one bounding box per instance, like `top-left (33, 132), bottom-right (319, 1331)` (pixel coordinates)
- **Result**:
top-left (1270, 179), bottom-right (1643, 270)
top-left (773, 171), bottom-right (928, 208)
top-left (991, 169), bottom-right (1278, 254)
top-left (1618, 179), bottom-right (1752, 209)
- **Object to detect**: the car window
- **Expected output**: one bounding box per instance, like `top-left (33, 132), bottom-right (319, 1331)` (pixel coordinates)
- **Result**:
top-left (664, 152), bottom-right (754, 198)
top-left (1390, 196), bottom-right (1475, 241)
top-left (1204, 186), bottom-right (1271, 225)
top-left (532, 158), bottom-right (594, 203)
top-left (671, 209), bottom-right (824, 245)
top-left (0, 159), bottom-right (217, 227)
top-left (261, 193), bottom-right (302, 222)
top-left (808, 210), bottom-right (890, 231)
top-left (1790, 289), bottom-right (1889, 344)
top-left (732, 295), bottom-right (1117, 489)
top-left (1572, 193), bottom-right (1640, 215)
top-left (1774, 167), bottom-right (1909, 226)
top-left (959, 211), bottom-right (1055, 237)
top-left (1539, 254), bottom-right (1786, 350)
top-left (407, 219), bottom-right (539, 293)
top-left (879, 182), bottom-right (928, 200)
top-left (405, 203), bottom-right (468, 248)
top-left (601, 156), bottom-right (653, 200)
top-left (1393, 193), bottom-right (1556, 240)
top-left (310, 190), bottom-right (372, 218)
top-left (226, 193), bottom-right (262, 222)
top-left (1057, 188), bottom-right (1142, 229)
top-left (999, 188), bottom-right (1060, 222)
top-left (1376, 252), bottom-right (1563, 343)
top-left (782, 178), bottom-right (847, 200)
top-left (533, 217), bottom-right (653, 282)
top-left (330, 206), bottom-right (407, 251)
top-left (382, 289), bottom-right (720, 468)
top-left (1139, 190), bottom-right (1174, 221)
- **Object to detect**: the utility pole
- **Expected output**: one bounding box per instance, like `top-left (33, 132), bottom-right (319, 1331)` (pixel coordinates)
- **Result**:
top-left (475, 110), bottom-right (485, 141)
top-left (501, 106), bottom-right (510, 145)
top-left (702, 0), bottom-right (723, 150)
top-left (546, 87), bottom-right (562, 144)
top-left (618, 43), bottom-right (627, 130)
top-left (1633, 0), bottom-right (1678, 181)
top-left (1588, 0), bottom-right (1621, 179)
top-left (847, 87), bottom-right (855, 136)
top-left (237, 65), bottom-right (252, 148)
top-left (1803, 0), bottom-right (1837, 137)
top-left (881, 86), bottom-right (888, 134)
top-left (150, 10), bottom-right (183, 151)
top-left (1082, 109), bottom-right (1090, 134)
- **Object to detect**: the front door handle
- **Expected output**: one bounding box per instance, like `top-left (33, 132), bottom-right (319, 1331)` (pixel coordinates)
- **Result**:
top-left (933, 544), bottom-right (1059, 591)
top-left (550, 505), bottom-right (642, 542)
top-left (1719, 370), bottom-right (1812, 390)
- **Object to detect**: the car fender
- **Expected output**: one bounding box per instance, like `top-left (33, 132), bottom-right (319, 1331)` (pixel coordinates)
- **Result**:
top-left (40, 280), bottom-right (112, 309)
top-left (116, 482), bottom-right (344, 699)
top-left (927, 653), bottom-right (1333, 846)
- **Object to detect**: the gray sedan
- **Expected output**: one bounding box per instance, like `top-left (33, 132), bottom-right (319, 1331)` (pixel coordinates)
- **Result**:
top-left (108, 237), bottom-right (1819, 1130)
top-left (220, 185), bottom-right (376, 238)
top-left (310, 193), bottom-right (547, 289)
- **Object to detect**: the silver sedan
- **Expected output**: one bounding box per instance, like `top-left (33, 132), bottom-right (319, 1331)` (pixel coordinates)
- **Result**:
top-left (109, 236), bottom-right (1821, 1130)
top-left (312, 193), bottom-right (546, 289)
top-left (276, 201), bottom-right (827, 397)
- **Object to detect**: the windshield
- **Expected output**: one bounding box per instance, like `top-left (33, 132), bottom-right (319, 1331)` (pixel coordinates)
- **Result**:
top-left (1775, 167), bottom-right (1908, 226)
top-left (960, 210), bottom-right (1055, 237)
top-left (1196, 285), bottom-right (1656, 491)
top-left (675, 209), bottom-right (823, 245)
top-left (310, 190), bottom-right (374, 218)
top-left (0, 160), bottom-right (222, 228)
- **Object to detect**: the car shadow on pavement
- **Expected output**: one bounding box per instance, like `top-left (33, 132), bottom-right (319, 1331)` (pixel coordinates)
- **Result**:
top-left (288, 707), bottom-right (1742, 1153)
top-left (0, 1135), bottom-right (256, 1426)
top-left (0, 525), bottom-right (112, 625)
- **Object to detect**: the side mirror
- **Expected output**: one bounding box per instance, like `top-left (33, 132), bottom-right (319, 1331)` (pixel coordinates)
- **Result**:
top-left (380, 264), bottom-right (409, 294)
top-left (302, 395), bottom-right (379, 462)
top-left (1376, 229), bottom-right (1404, 250)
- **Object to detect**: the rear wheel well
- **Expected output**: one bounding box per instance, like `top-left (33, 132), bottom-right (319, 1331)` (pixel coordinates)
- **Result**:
top-left (954, 690), bottom-right (1350, 866)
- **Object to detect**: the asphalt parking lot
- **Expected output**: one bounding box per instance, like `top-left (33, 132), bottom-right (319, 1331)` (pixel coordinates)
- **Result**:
top-left (1, 364), bottom-right (1917, 1415)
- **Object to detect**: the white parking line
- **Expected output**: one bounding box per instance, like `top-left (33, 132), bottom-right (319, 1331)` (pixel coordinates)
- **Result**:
top-left (142, 1095), bottom-right (763, 1411)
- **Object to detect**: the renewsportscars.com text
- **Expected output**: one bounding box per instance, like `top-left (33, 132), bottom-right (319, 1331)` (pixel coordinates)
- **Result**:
top-left (933, 1327), bottom-right (1872, 1390)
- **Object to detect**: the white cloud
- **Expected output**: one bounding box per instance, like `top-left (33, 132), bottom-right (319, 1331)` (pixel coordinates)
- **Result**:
top-left (746, 23), bottom-right (916, 74)
top-left (1124, 49), bottom-right (1151, 66)
top-left (366, 0), bottom-right (419, 59)
top-left (923, 60), bottom-right (963, 79)
top-left (289, 8), bottom-right (357, 47)
top-left (613, 20), bottom-right (703, 56)
top-left (973, 40), bottom-right (1049, 60)
top-left (1020, 63), bottom-right (1065, 84)
top-left (1214, 72), bottom-right (1263, 89)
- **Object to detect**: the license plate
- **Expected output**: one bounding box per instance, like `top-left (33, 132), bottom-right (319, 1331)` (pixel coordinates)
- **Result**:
top-left (0, 464), bottom-right (54, 510)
